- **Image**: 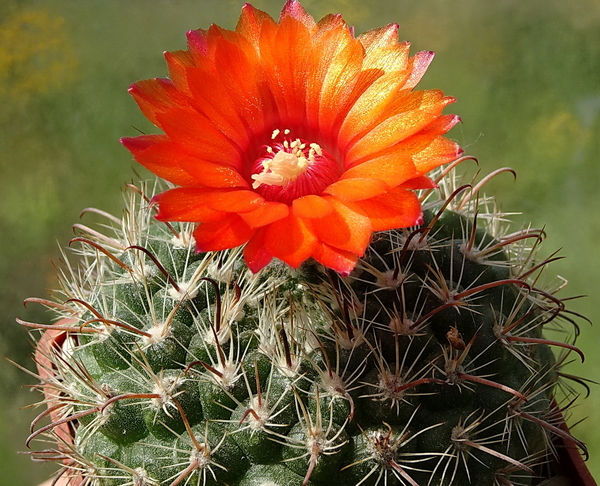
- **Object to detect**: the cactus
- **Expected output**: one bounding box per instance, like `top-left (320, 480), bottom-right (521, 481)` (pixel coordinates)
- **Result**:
top-left (22, 166), bottom-right (588, 486)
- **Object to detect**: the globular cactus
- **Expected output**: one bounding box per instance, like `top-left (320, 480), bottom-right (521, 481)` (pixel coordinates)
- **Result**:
top-left (22, 167), bottom-right (587, 486)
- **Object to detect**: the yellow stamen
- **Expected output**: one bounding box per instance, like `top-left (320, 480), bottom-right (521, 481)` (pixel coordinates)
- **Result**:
top-left (252, 137), bottom-right (322, 189)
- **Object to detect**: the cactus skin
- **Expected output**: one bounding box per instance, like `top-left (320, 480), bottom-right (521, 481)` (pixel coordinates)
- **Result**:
top-left (24, 170), bottom-right (587, 486)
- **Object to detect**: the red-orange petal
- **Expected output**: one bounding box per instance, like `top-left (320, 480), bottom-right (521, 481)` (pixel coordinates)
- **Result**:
top-left (356, 187), bottom-right (423, 231)
top-left (129, 78), bottom-right (191, 128)
top-left (311, 243), bottom-right (358, 276)
top-left (164, 50), bottom-right (194, 96)
top-left (208, 35), bottom-right (268, 137)
top-left (337, 71), bottom-right (407, 150)
top-left (186, 28), bottom-right (208, 61)
top-left (243, 228), bottom-right (273, 272)
top-left (264, 214), bottom-right (317, 268)
top-left (323, 177), bottom-right (388, 201)
top-left (340, 152), bottom-right (417, 188)
top-left (176, 159), bottom-right (249, 189)
top-left (400, 114), bottom-right (460, 148)
top-left (205, 189), bottom-right (265, 213)
top-left (122, 135), bottom-right (248, 189)
top-left (155, 108), bottom-right (242, 169)
top-left (121, 135), bottom-right (197, 187)
top-left (395, 114), bottom-right (461, 169)
top-left (400, 175), bottom-right (437, 190)
top-left (239, 202), bottom-right (289, 228)
top-left (186, 66), bottom-right (252, 148)
top-left (345, 109), bottom-right (440, 164)
top-left (280, 0), bottom-right (317, 29)
top-left (193, 214), bottom-right (254, 252)
top-left (413, 135), bottom-right (463, 174)
top-left (360, 27), bottom-right (410, 72)
top-left (154, 188), bottom-right (263, 222)
top-left (154, 188), bottom-right (226, 223)
top-left (317, 31), bottom-right (365, 139)
top-left (259, 14), bottom-right (312, 128)
top-left (339, 88), bottom-right (451, 155)
top-left (305, 23), bottom-right (356, 135)
top-left (292, 195), bottom-right (334, 219)
top-left (313, 198), bottom-right (372, 255)
top-left (236, 3), bottom-right (278, 49)
top-left (403, 50), bottom-right (435, 90)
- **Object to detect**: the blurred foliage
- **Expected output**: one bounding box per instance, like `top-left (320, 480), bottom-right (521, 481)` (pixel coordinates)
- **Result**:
top-left (1, 1), bottom-right (598, 484)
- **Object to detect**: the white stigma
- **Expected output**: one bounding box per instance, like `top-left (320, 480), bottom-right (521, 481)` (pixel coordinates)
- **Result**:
top-left (252, 132), bottom-right (321, 189)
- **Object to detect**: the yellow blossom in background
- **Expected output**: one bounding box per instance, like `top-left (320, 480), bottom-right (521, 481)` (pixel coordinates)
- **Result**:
top-left (0, 8), bottom-right (77, 99)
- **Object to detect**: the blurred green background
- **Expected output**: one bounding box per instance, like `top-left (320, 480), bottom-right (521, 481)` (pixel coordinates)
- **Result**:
top-left (1, 0), bottom-right (598, 484)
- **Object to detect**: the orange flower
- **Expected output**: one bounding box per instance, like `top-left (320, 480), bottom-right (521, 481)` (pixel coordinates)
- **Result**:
top-left (121, 1), bottom-right (462, 275)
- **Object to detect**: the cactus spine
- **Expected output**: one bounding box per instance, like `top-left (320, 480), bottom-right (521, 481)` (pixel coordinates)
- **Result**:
top-left (23, 167), bottom-right (587, 486)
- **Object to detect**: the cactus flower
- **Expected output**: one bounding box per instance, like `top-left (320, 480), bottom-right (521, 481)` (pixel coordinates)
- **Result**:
top-left (121, 0), bottom-right (462, 275)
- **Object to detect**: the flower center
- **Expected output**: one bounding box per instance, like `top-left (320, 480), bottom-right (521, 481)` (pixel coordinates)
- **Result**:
top-left (250, 129), bottom-right (340, 205)
top-left (251, 129), bottom-right (322, 188)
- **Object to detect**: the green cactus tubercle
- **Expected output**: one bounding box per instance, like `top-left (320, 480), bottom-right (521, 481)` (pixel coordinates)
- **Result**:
top-left (24, 170), bottom-right (586, 486)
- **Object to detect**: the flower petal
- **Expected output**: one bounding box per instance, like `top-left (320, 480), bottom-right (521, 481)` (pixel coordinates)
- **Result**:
top-left (236, 3), bottom-right (278, 49)
top-left (177, 160), bottom-right (249, 189)
top-left (305, 22), bottom-right (357, 134)
top-left (121, 135), bottom-right (198, 186)
top-left (413, 136), bottom-right (463, 173)
top-left (193, 214), bottom-right (254, 252)
top-left (154, 188), bottom-right (226, 223)
top-left (186, 66), bottom-right (252, 147)
top-left (400, 175), bottom-right (437, 190)
top-left (205, 190), bottom-right (265, 213)
top-left (208, 33), bottom-right (270, 137)
top-left (292, 195), bottom-right (334, 219)
top-left (239, 202), bottom-right (289, 228)
top-left (154, 188), bottom-right (263, 222)
top-left (155, 108), bottom-right (242, 168)
top-left (311, 243), bottom-right (358, 276)
top-left (243, 228), bottom-right (273, 272)
top-left (345, 109), bottom-right (440, 164)
top-left (356, 187), bottom-right (422, 231)
top-left (259, 14), bottom-right (312, 128)
top-left (340, 152), bottom-right (417, 188)
top-left (359, 23), bottom-right (406, 56)
top-left (318, 31), bottom-right (365, 138)
top-left (323, 177), bottom-right (388, 201)
top-left (121, 135), bottom-right (248, 189)
top-left (313, 198), bottom-right (372, 255)
top-left (403, 50), bottom-right (435, 90)
top-left (337, 71), bottom-right (409, 150)
top-left (264, 214), bottom-right (317, 268)
top-left (280, 0), bottom-right (317, 29)
top-left (186, 28), bottom-right (208, 58)
top-left (340, 87), bottom-right (452, 156)
top-left (164, 50), bottom-right (194, 96)
top-left (129, 78), bottom-right (191, 128)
